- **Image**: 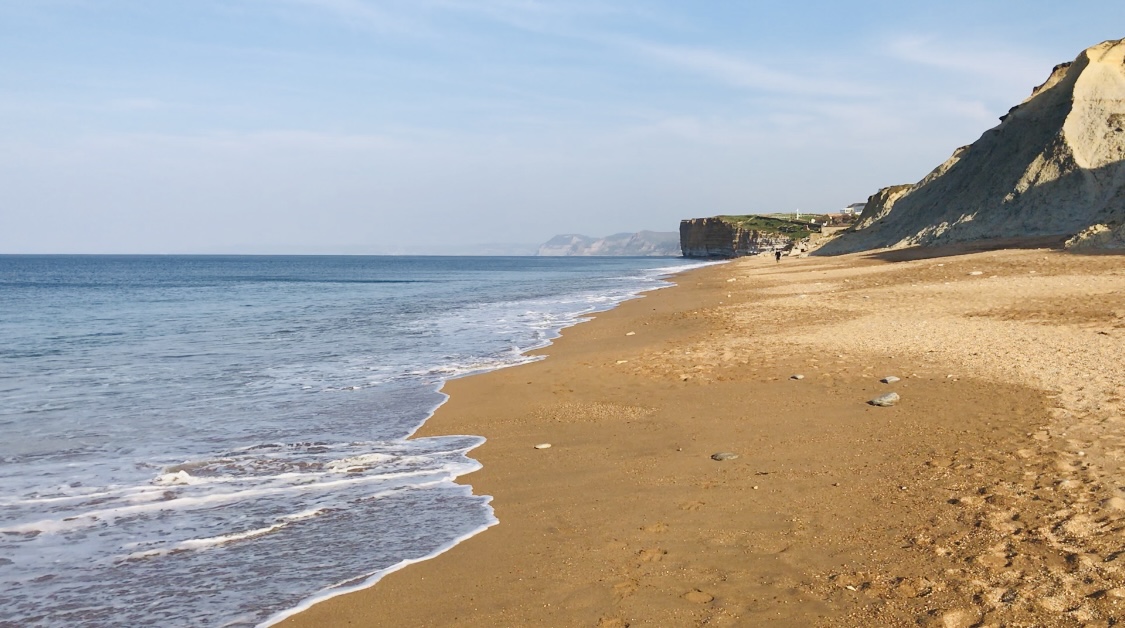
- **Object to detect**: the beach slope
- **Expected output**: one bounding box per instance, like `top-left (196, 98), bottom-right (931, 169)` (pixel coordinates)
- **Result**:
top-left (282, 246), bottom-right (1125, 626)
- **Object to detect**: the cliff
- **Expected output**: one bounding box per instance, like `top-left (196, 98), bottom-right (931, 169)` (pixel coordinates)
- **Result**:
top-left (679, 216), bottom-right (811, 258)
top-left (1065, 222), bottom-right (1125, 250)
top-left (817, 37), bottom-right (1125, 255)
top-left (851, 184), bottom-right (913, 232)
top-left (536, 231), bottom-right (680, 256)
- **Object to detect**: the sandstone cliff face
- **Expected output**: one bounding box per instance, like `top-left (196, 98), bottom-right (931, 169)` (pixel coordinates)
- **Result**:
top-left (818, 38), bottom-right (1125, 255)
top-left (679, 218), bottom-right (793, 258)
top-left (537, 231), bottom-right (680, 256)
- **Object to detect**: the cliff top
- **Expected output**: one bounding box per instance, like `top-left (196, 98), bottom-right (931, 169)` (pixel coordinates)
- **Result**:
top-left (715, 215), bottom-right (822, 240)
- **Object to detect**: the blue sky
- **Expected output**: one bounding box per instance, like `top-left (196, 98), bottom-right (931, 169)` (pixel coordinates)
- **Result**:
top-left (2, 1), bottom-right (1123, 253)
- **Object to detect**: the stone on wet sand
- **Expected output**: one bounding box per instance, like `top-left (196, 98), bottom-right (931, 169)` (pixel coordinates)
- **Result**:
top-left (711, 452), bottom-right (739, 461)
top-left (790, 374), bottom-right (805, 380)
top-left (868, 392), bottom-right (900, 407)
top-left (534, 443), bottom-right (552, 450)
top-left (880, 376), bottom-right (901, 384)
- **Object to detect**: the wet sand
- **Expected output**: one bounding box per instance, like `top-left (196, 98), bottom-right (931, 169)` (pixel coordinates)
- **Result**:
top-left (280, 246), bottom-right (1125, 627)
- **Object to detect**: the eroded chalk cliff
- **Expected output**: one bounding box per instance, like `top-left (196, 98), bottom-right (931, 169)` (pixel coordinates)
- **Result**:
top-left (817, 37), bottom-right (1125, 255)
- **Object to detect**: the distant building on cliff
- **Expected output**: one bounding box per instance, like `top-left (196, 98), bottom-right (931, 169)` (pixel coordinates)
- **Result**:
top-left (841, 202), bottom-right (866, 215)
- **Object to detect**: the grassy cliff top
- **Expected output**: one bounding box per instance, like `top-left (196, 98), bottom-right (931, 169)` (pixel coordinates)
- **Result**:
top-left (717, 215), bottom-right (822, 240)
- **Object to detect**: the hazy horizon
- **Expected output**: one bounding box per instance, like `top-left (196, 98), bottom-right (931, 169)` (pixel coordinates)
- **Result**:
top-left (3, 1), bottom-right (1123, 254)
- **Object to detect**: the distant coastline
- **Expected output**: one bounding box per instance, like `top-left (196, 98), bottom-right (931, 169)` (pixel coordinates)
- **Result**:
top-left (537, 231), bottom-right (680, 256)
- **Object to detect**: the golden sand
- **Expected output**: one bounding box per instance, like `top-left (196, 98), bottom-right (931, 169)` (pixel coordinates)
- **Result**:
top-left (281, 245), bottom-right (1125, 627)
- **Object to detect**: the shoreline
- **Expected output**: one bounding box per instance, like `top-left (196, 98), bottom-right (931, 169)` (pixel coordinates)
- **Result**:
top-left (258, 259), bottom-right (706, 625)
top-left (280, 247), bottom-right (1125, 626)
top-left (260, 260), bottom-right (712, 627)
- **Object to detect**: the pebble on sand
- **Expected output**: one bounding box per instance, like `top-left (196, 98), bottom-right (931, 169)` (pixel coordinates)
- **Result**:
top-left (968, 271), bottom-right (984, 276)
top-left (625, 332), bottom-right (636, 336)
top-left (868, 392), bottom-right (900, 407)
top-left (880, 376), bottom-right (900, 384)
top-left (790, 374), bottom-right (805, 380)
top-left (711, 452), bottom-right (739, 461)
top-left (534, 443), bottom-right (552, 449)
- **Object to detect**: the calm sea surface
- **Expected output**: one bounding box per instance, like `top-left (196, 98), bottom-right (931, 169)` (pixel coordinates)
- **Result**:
top-left (0, 255), bottom-right (708, 626)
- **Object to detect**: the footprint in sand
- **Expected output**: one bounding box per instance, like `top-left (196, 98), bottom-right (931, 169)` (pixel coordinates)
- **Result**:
top-left (637, 548), bottom-right (667, 563)
top-left (939, 608), bottom-right (981, 628)
top-left (682, 589), bottom-right (714, 604)
top-left (679, 500), bottom-right (705, 511)
top-left (641, 522), bottom-right (668, 534)
top-left (597, 617), bottom-right (629, 628)
top-left (974, 544), bottom-right (1011, 571)
top-left (613, 579), bottom-right (639, 600)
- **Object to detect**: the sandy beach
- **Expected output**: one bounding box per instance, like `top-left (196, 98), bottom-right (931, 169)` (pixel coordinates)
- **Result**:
top-left (281, 245), bottom-right (1125, 627)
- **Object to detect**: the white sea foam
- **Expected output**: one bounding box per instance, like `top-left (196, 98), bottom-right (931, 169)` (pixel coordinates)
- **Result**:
top-left (122, 508), bottom-right (331, 560)
top-left (0, 255), bottom-right (707, 626)
top-left (257, 506), bottom-right (499, 628)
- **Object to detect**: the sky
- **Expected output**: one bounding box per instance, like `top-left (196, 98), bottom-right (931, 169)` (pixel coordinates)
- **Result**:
top-left (2, 1), bottom-right (1123, 254)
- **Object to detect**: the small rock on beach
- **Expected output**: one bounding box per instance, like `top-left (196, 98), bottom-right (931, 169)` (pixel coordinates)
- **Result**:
top-left (534, 443), bottom-right (552, 449)
top-left (790, 374), bottom-right (805, 380)
top-left (711, 452), bottom-right (739, 461)
top-left (880, 376), bottom-right (900, 384)
top-left (868, 392), bottom-right (900, 407)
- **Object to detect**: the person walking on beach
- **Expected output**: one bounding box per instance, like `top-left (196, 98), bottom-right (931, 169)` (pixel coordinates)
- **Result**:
top-left (775, 250), bottom-right (782, 263)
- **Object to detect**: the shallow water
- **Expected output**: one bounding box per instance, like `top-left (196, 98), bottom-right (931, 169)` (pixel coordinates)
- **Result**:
top-left (0, 255), bottom-right (708, 626)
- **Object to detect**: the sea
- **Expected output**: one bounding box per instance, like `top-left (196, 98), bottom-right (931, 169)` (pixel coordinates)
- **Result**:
top-left (0, 254), bottom-right (711, 627)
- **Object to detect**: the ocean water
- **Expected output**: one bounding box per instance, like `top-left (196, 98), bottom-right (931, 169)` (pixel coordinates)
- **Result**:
top-left (0, 255), bottom-right (708, 627)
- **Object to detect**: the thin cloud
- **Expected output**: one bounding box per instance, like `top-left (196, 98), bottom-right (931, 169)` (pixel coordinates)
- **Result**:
top-left (268, 0), bottom-right (618, 36)
top-left (427, 0), bottom-right (629, 25)
top-left (271, 0), bottom-right (421, 34)
top-left (624, 41), bottom-right (869, 97)
top-left (885, 35), bottom-right (1053, 89)
top-left (106, 98), bottom-right (167, 111)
